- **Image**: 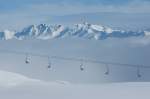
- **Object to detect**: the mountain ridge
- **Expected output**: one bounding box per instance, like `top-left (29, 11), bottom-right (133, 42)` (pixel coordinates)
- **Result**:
top-left (0, 22), bottom-right (149, 40)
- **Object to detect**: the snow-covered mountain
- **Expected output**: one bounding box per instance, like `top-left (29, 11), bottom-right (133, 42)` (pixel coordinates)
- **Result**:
top-left (0, 30), bottom-right (15, 40)
top-left (0, 22), bottom-right (149, 40)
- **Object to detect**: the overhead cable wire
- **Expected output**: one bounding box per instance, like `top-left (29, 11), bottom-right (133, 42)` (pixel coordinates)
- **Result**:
top-left (0, 48), bottom-right (149, 69)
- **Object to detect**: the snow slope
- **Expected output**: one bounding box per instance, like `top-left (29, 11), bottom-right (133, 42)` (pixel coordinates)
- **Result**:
top-left (0, 22), bottom-right (149, 40)
top-left (0, 70), bottom-right (150, 99)
top-left (0, 70), bottom-right (43, 87)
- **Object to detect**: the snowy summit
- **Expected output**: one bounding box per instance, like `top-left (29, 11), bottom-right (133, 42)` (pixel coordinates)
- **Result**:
top-left (0, 22), bottom-right (149, 40)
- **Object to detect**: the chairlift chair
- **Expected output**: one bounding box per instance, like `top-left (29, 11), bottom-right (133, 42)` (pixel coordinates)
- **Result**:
top-left (25, 54), bottom-right (30, 64)
top-left (137, 66), bottom-right (142, 78)
top-left (105, 64), bottom-right (109, 75)
top-left (47, 62), bottom-right (51, 69)
top-left (80, 63), bottom-right (84, 71)
top-left (47, 57), bottom-right (52, 69)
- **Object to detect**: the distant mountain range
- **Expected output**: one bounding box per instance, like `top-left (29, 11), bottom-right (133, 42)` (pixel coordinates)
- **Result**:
top-left (0, 22), bottom-right (150, 40)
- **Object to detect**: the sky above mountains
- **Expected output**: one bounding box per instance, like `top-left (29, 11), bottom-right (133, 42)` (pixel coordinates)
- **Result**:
top-left (1, 0), bottom-right (150, 13)
top-left (0, 0), bottom-right (150, 30)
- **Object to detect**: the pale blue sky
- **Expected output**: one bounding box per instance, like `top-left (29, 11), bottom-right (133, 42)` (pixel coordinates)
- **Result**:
top-left (0, 0), bottom-right (150, 30)
top-left (0, 0), bottom-right (149, 12)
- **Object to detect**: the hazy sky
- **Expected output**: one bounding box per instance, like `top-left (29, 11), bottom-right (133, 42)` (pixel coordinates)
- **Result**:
top-left (0, 0), bottom-right (150, 30)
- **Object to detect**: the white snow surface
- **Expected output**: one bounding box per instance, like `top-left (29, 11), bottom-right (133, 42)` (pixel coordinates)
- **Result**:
top-left (0, 70), bottom-right (69, 87)
top-left (0, 70), bottom-right (41, 87)
top-left (0, 70), bottom-right (150, 99)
